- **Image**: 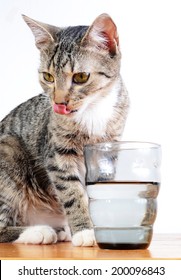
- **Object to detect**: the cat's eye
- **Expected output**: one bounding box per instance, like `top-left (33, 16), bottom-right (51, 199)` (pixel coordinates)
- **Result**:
top-left (43, 72), bottom-right (54, 83)
top-left (73, 72), bottom-right (90, 84)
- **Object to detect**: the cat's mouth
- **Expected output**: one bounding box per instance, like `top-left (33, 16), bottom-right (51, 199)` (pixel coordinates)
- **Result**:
top-left (53, 103), bottom-right (78, 115)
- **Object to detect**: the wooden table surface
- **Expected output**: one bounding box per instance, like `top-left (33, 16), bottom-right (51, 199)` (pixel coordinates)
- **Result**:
top-left (0, 234), bottom-right (181, 260)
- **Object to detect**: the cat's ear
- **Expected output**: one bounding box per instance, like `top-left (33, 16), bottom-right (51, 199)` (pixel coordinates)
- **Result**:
top-left (81, 13), bottom-right (119, 56)
top-left (22, 15), bottom-right (59, 50)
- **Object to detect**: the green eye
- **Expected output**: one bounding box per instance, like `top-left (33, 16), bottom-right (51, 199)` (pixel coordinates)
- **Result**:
top-left (43, 72), bottom-right (54, 83)
top-left (73, 72), bottom-right (90, 84)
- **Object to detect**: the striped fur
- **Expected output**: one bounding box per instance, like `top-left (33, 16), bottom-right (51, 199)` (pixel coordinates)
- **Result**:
top-left (0, 14), bottom-right (129, 245)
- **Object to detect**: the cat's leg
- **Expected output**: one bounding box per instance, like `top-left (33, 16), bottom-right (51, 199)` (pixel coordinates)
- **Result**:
top-left (47, 156), bottom-right (95, 246)
top-left (54, 183), bottom-right (95, 246)
top-left (0, 135), bottom-right (26, 242)
top-left (52, 181), bottom-right (95, 246)
top-left (0, 135), bottom-right (57, 244)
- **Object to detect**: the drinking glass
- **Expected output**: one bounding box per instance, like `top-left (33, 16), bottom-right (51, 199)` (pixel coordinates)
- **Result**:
top-left (84, 141), bottom-right (161, 249)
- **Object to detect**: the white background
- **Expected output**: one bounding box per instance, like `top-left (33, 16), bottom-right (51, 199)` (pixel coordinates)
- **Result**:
top-left (0, 0), bottom-right (181, 233)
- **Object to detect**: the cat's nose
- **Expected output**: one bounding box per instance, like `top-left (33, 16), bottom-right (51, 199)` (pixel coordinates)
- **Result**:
top-left (54, 90), bottom-right (70, 105)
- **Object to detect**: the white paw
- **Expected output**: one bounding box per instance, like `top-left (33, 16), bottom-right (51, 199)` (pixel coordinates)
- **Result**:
top-left (72, 229), bottom-right (95, 247)
top-left (14, 225), bottom-right (57, 244)
top-left (57, 226), bottom-right (72, 242)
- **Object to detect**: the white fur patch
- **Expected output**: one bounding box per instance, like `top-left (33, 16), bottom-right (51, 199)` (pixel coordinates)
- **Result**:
top-left (73, 82), bottom-right (120, 136)
top-left (14, 225), bottom-right (57, 244)
top-left (72, 229), bottom-right (95, 246)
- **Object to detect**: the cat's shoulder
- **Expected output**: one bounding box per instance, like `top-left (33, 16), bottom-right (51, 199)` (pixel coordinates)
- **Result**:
top-left (0, 93), bottom-right (51, 128)
top-left (23, 93), bottom-right (50, 109)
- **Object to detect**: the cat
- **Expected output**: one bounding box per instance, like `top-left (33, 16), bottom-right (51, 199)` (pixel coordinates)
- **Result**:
top-left (0, 13), bottom-right (129, 245)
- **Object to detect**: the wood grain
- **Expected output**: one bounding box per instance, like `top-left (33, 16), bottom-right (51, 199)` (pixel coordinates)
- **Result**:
top-left (0, 234), bottom-right (181, 259)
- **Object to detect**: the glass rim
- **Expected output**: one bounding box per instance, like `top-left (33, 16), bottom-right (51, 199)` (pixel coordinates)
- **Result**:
top-left (84, 141), bottom-right (161, 151)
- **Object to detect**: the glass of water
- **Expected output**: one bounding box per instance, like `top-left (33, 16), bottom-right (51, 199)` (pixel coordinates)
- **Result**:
top-left (84, 141), bottom-right (161, 249)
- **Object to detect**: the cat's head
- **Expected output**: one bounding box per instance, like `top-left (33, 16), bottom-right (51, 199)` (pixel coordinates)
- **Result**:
top-left (23, 14), bottom-right (121, 122)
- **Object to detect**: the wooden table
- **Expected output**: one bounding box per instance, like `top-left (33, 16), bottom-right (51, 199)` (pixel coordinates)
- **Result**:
top-left (0, 234), bottom-right (181, 259)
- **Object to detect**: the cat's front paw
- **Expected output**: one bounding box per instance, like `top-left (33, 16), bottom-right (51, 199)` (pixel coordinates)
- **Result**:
top-left (14, 225), bottom-right (57, 244)
top-left (72, 229), bottom-right (95, 247)
top-left (57, 225), bottom-right (72, 242)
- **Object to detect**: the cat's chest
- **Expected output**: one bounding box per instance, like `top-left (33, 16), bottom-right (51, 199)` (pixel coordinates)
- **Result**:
top-left (73, 84), bottom-right (119, 137)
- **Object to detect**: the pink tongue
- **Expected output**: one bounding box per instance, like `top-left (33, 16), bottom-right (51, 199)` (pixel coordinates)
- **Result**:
top-left (53, 104), bottom-right (71, 115)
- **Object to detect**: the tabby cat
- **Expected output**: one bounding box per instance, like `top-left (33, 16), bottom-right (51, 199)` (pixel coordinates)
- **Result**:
top-left (0, 13), bottom-right (129, 245)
